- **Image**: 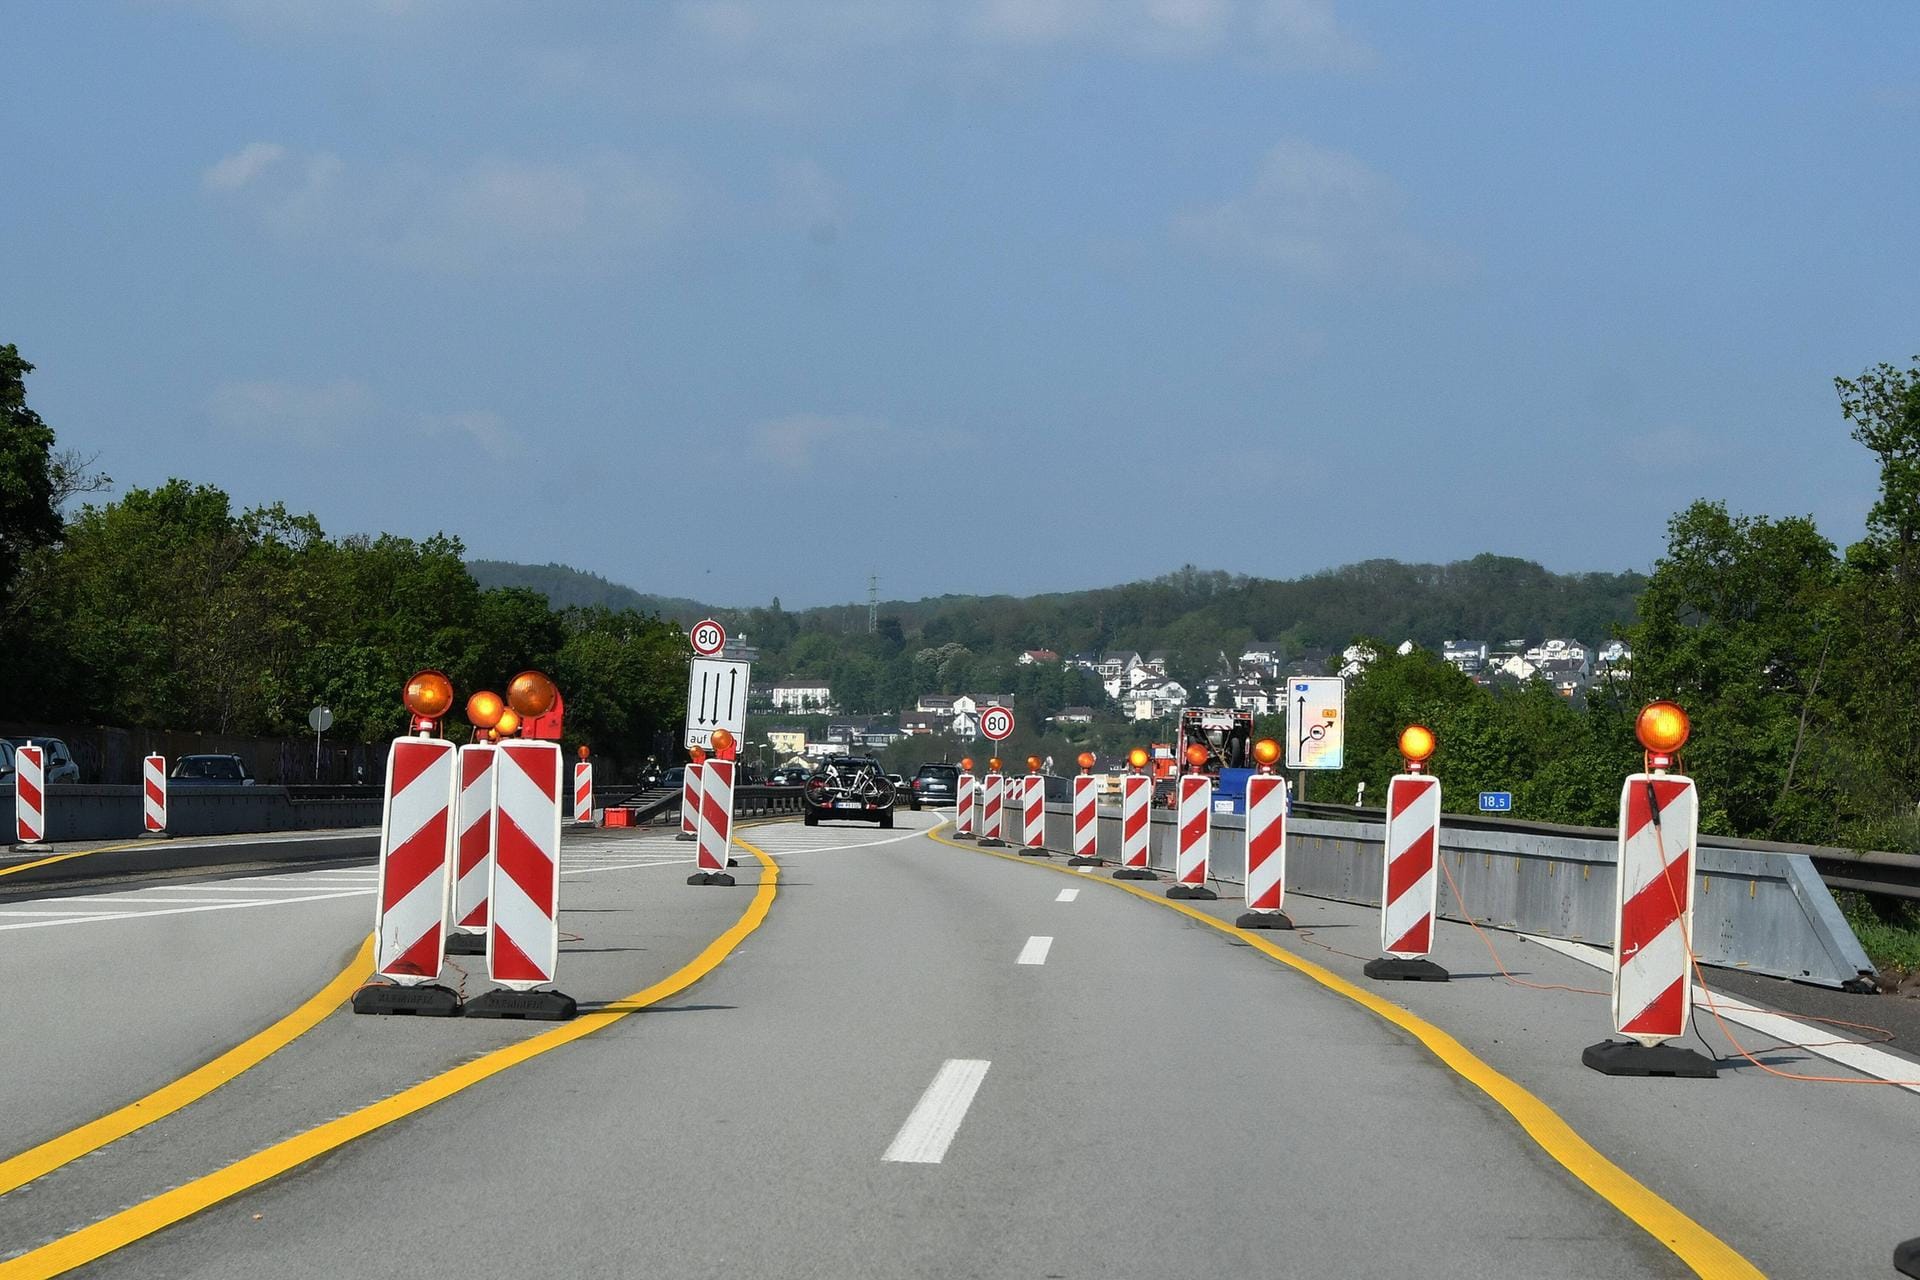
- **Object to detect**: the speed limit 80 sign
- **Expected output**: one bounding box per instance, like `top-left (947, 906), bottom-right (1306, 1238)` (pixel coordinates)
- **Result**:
top-left (980, 705), bottom-right (1015, 741)
top-left (689, 618), bottom-right (727, 657)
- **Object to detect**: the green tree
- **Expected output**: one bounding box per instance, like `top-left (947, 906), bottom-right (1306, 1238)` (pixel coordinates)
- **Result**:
top-left (0, 345), bottom-right (63, 612)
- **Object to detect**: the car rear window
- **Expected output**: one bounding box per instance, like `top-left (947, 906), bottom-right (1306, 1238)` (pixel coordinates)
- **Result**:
top-left (916, 765), bottom-right (957, 779)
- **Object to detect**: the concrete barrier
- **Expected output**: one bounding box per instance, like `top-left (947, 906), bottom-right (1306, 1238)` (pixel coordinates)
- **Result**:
top-left (1053, 801), bottom-right (1876, 990)
top-left (2, 784), bottom-right (382, 843)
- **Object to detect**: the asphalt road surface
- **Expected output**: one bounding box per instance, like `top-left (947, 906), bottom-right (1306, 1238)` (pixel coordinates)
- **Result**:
top-left (1, 811), bottom-right (1914, 1278)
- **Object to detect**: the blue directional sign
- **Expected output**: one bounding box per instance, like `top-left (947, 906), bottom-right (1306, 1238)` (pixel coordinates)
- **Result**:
top-left (1478, 791), bottom-right (1513, 813)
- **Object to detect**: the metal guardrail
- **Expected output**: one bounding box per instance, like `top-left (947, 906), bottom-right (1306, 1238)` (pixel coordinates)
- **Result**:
top-left (606, 784), bottom-right (806, 826)
top-left (1037, 798), bottom-right (1877, 990)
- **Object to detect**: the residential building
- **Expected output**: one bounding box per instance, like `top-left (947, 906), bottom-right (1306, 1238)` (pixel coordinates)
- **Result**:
top-left (898, 713), bottom-right (943, 736)
top-left (916, 693), bottom-right (958, 715)
top-left (1017, 649), bottom-right (1060, 666)
top-left (1066, 652), bottom-right (1100, 671)
top-left (1143, 651), bottom-right (1170, 676)
top-left (1523, 639), bottom-right (1590, 677)
top-left (1238, 643), bottom-right (1284, 678)
top-left (1339, 644), bottom-right (1379, 678)
top-left (1229, 682), bottom-right (1275, 715)
top-left (1126, 677), bottom-right (1189, 721)
top-left (1049, 706), bottom-right (1097, 725)
top-left (1098, 651), bottom-right (1141, 679)
top-left (1442, 640), bottom-right (1490, 675)
top-left (1596, 640), bottom-right (1632, 682)
top-left (770, 680), bottom-right (833, 712)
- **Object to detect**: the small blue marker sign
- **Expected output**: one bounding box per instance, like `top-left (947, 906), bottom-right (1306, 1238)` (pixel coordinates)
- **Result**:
top-left (1478, 791), bottom-right (1513, 813)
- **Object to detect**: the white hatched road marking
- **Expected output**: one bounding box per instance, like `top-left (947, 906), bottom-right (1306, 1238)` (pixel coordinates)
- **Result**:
top-left (1017, 936), bottom-right (1053, 965)
top-left (883, 1059), bottom-right (992, 1164)
top-left (1055, 889), bottom-right (1079, 902)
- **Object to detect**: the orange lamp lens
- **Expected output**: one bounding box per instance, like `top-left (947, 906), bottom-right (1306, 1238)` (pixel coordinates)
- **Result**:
top-left (1128, 747), bottom-right (1149, 769)
top-left (1077, 751), bottom-right (1096, 771)
top-left (1399, 724), bottom-right (1436, 763)
top-left (494, 708), bottom-right (521, 737)
top-left (1026, 755), bottom-right (1041, 772)
top-left (577, 744), bottom-right (590, 760)
top-left (403, 670), bottom-right (455, 720)
top-left (466, 690), bottom-right (505, 729)
top-left (690, 746), bottom-right (707, 764)
top-left (960, 757), bottom-right (975, 772)
top-left (989, 757), bottom-right (1003, 772)
top-left (1637, 701), bottom-right (1691, 754)
top-left (506, 670), bottom-right (558, 718)
top-left (1185, 743), bottom-right (1209, 768)
top-left (711, 728), bottom-right (736, 756)
top-left (1252, 738), bottom-right (1281, 767)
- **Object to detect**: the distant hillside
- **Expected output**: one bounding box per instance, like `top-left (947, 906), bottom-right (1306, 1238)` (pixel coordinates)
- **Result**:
top-left (467, 561), bottom-right (710, 623)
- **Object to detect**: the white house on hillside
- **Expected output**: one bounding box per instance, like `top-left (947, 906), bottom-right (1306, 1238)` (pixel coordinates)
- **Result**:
top-left (771, 680), bottom-right (833, 712)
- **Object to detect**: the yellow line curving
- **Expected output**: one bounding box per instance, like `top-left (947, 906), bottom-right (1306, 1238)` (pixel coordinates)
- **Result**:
top-left (927, 828), bottom-right (1764, 1280)
top-left (0, 936), bottom-right (375, 1198)
top-left (0, 841), bottom-right (149, 880)
top-left (0, 836), bottom-right (781, 1280)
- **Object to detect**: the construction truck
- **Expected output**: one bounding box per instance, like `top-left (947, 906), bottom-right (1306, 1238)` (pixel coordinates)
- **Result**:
top-left (1176, 707), bottom-right (1257, 814)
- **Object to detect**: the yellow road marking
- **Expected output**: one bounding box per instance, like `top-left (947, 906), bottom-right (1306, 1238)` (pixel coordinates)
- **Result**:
top-left (0, 836), bottom-right (780, 1280)
top-left (0, 935), bottom-right (374, 1197)
top-left (927, 828), bottom-right (1764, 1280)
top-left (0, 842), bottom-right (148, 880)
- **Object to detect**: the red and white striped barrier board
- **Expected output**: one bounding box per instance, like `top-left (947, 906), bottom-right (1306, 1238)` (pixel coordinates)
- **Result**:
top-left (143, 754), bottom-right (167, 834)
top-left (1120, 774), bottom-right (1150, 869)
top-left (1612, 774), bottom-right (1699, 1044)
top-left (1245, 774), bottom-right (1288, 912)
top-left (1071, 776), bottom-right (1097, 861)
top-left (1380, 774), bottom-right (1441, 957)
top-left (981, 772), bottom-right (1005, 843)
top-left (452, 744), bottom-right (495, 937)
top-left (372, 737), bottom-right (459, 983)
top-left (681, 761), bottom-right (703, 837)
top-left (489, 739), bottom-right (563, 991)
top-left (696, 758), bottom-right (735, 874)
top-left (13, 745), bottom-right (45, 845)
top-left (955, 771), bottom-right (976, 837)
top-left (1175, 774), bottom-right (1211, 886)
top-left (1021, 775), bottom-right (1046, 850)
top-left (573, 761), bottom-right (594, 825)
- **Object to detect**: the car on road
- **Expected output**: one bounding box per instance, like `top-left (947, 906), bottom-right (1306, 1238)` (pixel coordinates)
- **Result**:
top-left (169, 754), bottom-right (256, 786)
top-left (802, 755), bottom-right (897, 827)
top-left (6, 736), bottom-right (81, 783)
top-left (766, 766), bottom-right (810, 787)
top-left (910, 763), bottom-right (959, 810)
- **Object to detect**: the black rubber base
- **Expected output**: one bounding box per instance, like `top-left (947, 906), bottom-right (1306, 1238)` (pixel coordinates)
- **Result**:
top-left (1364, 956), bottom-right (1451, 982)
top-left (952, 831), bottom-right (976, 841)
top-left (139, 831), bottom-right (173, 841)
top-left (464, 988), bottom-right (577, 1020)
top-left (1018, 848), bottom-right (1052, 858)
top-left (1236, 910), bottom-right (1294, 930)
top-left (1167, 884), bottom-right (1218, 900)
top-left (687, 871), bottom-right (737, 886)
top-left (1112, 866), bottom-right (1156, 880)
top-left (1895, 1237), bottom-right (1920, 1279)
top-left (675, 832), bottom-right (696, 841)
top-left (1066, 856), bottom-right (1103, 866)
top-left (352, 983), bottom-right (462, 1017)
top-left (977, 838), bottom-right (1006, 848)
top-left (445, 931), bottom-right (487, 956)
top-left (727, 857), bottom-right (740, 867)
top-left (1581, 1039), bottom-right (1718, 1078)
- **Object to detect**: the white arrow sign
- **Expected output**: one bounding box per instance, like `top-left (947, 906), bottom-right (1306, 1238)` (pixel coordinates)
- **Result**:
top-left (685, 658), bottom-right (751, 750)
top-left (1285, 676), bottom-right (1345, 770)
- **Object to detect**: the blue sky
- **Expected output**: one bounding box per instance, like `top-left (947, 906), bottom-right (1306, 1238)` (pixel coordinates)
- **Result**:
top-left (6, 1), bottom-right (1917, 607)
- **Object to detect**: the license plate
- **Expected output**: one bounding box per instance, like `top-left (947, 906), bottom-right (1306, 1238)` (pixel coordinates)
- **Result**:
top-left (835, 802), bottom-right (862, 810)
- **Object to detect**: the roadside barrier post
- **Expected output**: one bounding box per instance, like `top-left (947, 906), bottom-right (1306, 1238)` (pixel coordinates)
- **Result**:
top-left (1067, 757), bottom-right (1100, 866)
top-left (980, 766), bottom-right (1007, 847)
top-left (1236, 743), bottom-right (1290, 928)
top-left (1583, 702), bottom-right (1715, 1077)
top-left (447, 743), bottom-right (495, 957)
top-left (468, 738), bottom-right (576, 1020)
top-left (573, 761), bottom-right (594, 825)
top-left (1167, 748), bottom-right (1217, 900)
top-left (1113, 752), bottom-right (1155, 880)
top-left (1366, 727), bottom-right (1449, 982)
top-left (12, 744), bottom-right (46, 849)
top-left (1019, 774), bottom-right (1048, 856)
top-left (142, 754), bottom-right (169, 838)
top-left (689, 757), bottom-right (737, 886)
top-left (355, 734), bottom-right (463, 1016)
top-left (954, 764), bottom-right (977, 839)
top-left (679, 759), bottom-right (703, 840)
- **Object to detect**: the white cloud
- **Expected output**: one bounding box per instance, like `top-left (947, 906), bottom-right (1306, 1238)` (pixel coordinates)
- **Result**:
top-left (1173, 139), bottom-right (1468, 284)
top-left (202, 141), bottom-right (286, 191)
top-left (204, 145), bottom-right (692, 272)
top-left (752, 413), bottom-right (889, 469)
top-left (206, 378), bottom-right (375, 447)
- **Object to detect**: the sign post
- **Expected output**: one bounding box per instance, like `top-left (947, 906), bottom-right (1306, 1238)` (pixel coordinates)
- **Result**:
top-left (308, 705), bottom-right (333, 781)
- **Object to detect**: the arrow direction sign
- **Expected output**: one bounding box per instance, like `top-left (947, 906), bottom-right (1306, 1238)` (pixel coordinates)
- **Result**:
top-left (686, 657), bottom-right (751, 750)
top-left (1285, 676), bottom-right (1345, 771)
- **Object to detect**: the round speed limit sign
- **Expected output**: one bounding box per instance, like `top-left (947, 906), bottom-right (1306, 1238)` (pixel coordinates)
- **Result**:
top-left (980, 706), bottom-right (1016, 741)
top-left (689, 618), bottom-right (727, 657)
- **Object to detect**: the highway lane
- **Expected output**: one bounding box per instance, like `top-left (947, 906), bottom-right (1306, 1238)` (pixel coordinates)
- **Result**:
top-left (48, 811), bottom-right (1706, 1280)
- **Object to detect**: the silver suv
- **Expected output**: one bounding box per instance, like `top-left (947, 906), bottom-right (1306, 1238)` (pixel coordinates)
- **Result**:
top-left (5, 737), bottom-right (81, 784)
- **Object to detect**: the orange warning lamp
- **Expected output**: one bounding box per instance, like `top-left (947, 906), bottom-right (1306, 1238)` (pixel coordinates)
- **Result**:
top-left (494, 708), bottom-right (521, 737)
top-left (1252, 738), bottom-right (1281, 772)
top-left (466, 690), bottom-right (505, 730)
top-left (1399, 724), bottom-right (1436, 772)
top-left (1026, 755), bottom-right (1042, 773)
top-left (1184, 742), bottom-right (1209, 771)
top-left (1128, 747), bottom-right (1149, 772)
top-left (710, 728), bottom-right (736, 760)
top-left (989, 757), bottom-right (1003, 773)
top-left (577, 744), bottom-right (591, 760)
top-left (960, 757), bottom-right (975, 772)
top-left (1636, 701), bottom-right (1690, 771)
top-left (403, 670), bottom-right (455, 722)
top-left (690, 745), bottom-right (707, 764)
top-left (1077, 751), bottom-right (1096, 774)
top-left (507, 670), bottom-right (558, 718)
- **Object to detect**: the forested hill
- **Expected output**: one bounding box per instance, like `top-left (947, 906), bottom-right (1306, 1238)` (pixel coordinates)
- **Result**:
top-left (478, 554), bottom-right (1646, 680)
top-left (467, 561), bottom-right (710, 623)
